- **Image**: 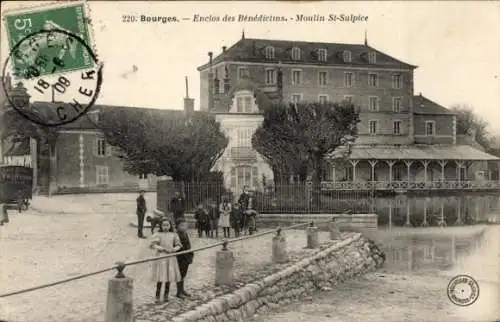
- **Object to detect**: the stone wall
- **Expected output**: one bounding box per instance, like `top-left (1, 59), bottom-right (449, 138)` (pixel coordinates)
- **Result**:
top-left (153, 209), bottom-right (378, 233)
top-left (170, 233), bottom-right (385, 322)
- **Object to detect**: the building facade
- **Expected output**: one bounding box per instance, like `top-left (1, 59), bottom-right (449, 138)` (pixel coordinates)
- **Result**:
top-left (197, 34), bottom-right (500, 194)
top-left (1, 76), bottom-right (195, 194)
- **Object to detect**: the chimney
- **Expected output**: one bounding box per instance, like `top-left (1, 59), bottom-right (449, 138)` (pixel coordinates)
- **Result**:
top-left (222, 46), bottom-right (227, 52)
top-left (184, 76), bottom-right (194, 114)
top-left (207, 52), bottom-right (214, 111)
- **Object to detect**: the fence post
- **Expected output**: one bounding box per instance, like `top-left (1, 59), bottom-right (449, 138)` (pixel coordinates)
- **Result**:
top-left (306, 221), bottom-right (319, 249)
top-left (328, 217), bottom-right (341, 240)
top-left (272, 227), bottom-right (288, 263)
top-left (215, 241), bottom-right (234, 286)
top-left (105, 262), bottom-right (134, 322)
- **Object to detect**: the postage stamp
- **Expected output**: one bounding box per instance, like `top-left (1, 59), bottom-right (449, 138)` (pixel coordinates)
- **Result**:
top-left (3, 2), bottom-right (95, 77)
top-left (446, 274), bottom-right (480, 307)
top-left (1, 1), bottom-right (102, 127)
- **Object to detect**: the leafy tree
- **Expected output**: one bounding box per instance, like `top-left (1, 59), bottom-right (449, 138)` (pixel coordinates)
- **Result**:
top-left (95, 108), bottom-right (228, 181)
top-left (451, 104), bottom-right (490, 148)
top-left (252, 101), bottom-right (360, 185)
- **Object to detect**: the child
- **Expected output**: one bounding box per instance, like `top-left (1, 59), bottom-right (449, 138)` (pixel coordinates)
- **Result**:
top-left (219, 197), bottom-right (232, 238)
top-left (208, 200), bottom-right (219, 238)
top-left (0, 203), bottom-right (9, 226)
top-left (194, 204), bottom-right (209, 238)
top-left (175, 218), bottom-right (193, 298)
top-left (230, 203), bottom-right (242, 238)
top-left (149, 220), bottom-right (182, 304)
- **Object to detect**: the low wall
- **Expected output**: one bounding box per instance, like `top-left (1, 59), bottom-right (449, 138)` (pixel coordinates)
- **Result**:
top-left (153, 209), bottom-right (378, 232)
top-left (169, 233), bottom-right (385, 322)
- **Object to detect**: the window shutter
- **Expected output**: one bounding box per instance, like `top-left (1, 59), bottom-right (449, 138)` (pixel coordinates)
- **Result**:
top-left (93, 138), bottom-right (98, 156)
top-left (106, 142), bottom-right (112, 157)
top-left (251, 166), bottom-right (259, 188)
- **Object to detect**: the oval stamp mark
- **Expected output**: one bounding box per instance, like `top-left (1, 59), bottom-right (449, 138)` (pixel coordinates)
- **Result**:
top-left (2, 29), bottom-right (103, 127)
top-left (447, 274), bottom-right (480, 306)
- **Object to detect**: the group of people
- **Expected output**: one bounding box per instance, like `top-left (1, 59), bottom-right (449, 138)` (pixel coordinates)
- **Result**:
top-left (135, 186), bottom-right (257, 303)
top-left (193, 188), bottom-right (257, 239)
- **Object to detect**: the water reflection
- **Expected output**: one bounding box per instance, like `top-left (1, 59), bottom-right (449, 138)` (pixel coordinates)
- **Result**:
top-left (378, 227), bottom-right (485, 274)
top-left (374, 193), bottom-right (499, 227)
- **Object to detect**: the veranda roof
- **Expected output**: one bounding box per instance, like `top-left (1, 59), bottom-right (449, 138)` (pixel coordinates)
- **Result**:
top-left (346, 145), bottom-right (500, 161)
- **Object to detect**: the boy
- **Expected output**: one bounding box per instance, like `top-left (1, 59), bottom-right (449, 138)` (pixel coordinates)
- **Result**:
top-left (175, 218), bottom-right (193, 298)
top-left (136, 190), bottom-right (147, 238)
top-left (207, 200), bottom-right (219, 238)
top-left (230, 203), bottom-right (242, 237)
top-left (194, 203), bottom-right (209, 238)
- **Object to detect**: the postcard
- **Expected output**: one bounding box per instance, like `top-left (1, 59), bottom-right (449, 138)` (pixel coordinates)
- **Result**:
top-left (0, 1), bottom-right (499, 322)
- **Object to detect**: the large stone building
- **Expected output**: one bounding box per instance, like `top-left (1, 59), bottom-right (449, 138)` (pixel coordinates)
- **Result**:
top-left (197, 34), bottom-right (500, 194)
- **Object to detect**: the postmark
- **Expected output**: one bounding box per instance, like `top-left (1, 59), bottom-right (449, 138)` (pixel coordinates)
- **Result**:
top-left (446, 274), bottom-right (480, 306)
top-left (3, 2), bottom-right (95, 76)
top-left (1, 29), bottom-right (103, 127)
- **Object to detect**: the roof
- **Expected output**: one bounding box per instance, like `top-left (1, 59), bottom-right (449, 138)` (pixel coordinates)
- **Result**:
top-left (340, 145), bottom-right (500, 161)
top-left (198, 37), bottom-right (417, 71)
top-left (413, 95), bottom-right (455, 115)
top-left (27, 103), bottom-right (188, 130)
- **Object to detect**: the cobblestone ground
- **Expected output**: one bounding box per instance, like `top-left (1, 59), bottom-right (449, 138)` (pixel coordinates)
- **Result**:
top-left (0, 193), bottom-right (329, 322)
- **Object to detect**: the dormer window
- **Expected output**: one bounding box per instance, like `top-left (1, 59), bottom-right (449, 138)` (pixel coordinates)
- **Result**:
top-left (265, 46), bottom-right (275, 59)
top-left (318, 48), bottom-right (327, 62)
top-left (368, 51), bottom-right (377, 64)
top-left (343, 50), bottom-right (352, 62)
top-left (291, 47), bottom-right (301, 60)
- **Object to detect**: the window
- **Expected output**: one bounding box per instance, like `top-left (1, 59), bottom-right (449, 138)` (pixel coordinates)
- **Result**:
top-left (393, 120), bottom-right (401, 135)
top-left (318, 71), bottom-right (328, 86)
top-left (230, 166), bottom-right (259, 190)
top-left (343, 50), bottom-right (352, 62)
top-left (392, 74), bottom-right (402, 89)
top-left (368, 73), bottom-right (378, 88)
top-left (344, 72), bottom-right (353, 88)
top-left (291, 47), bottom-right (301, 60)
top-left (369, 120), bottom-right (378, 135)
top-left (368, 51), bottom-right (377, 64)
top-left (318, 95), bottom-right (328, 104)
top-left (265, 68), bottom-right (277, 85)
top-left (236, 95), bottom-right (253, 113)
top-left (425, 121), bottom-right (435, 136)
top-left (291, 69), bottom-right (302, 85)
top-left (237, 67), bottom-right (249, 80)
top-left (95, 138), bottom-right (107, 156)
top-left (96, 166), bottom-right (109, 185)
top-left (291, 94), bottom-right (302, 104)
top-left (236, 128), bottom-right (253, 146)
top-left (344, 95), bottom-right (353, 104)
top-left (318, 48), bottom-right (327, 61)
top-left (265, 46), bottom-right (275, 59)
top-left (369, 96), bottom-right (379, 111)
top-left (393, 97), bottom-right (402, 112)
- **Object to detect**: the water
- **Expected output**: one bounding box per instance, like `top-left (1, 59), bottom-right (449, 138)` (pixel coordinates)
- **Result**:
top-left (372, 193), bottom-right (500, 227)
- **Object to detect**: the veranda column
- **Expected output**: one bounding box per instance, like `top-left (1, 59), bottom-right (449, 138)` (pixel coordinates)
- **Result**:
top-left (350, 160), bottom-right (359, 182)
top-left (438, 198), bottom-right (446, 227)
top-left (421, 160), bottom-right (429, 185)
top-left (331, 165), bottom-right (336, 183)
top-left (407, 244), bottom-right (413, 273)
top-left (368, 160), bottom-right (378, 181)
top-left (451, 234), bottom-right (456, 265)
top-left (455, 160), bottom-right (464, 182)
top-left (439, 160), bottom-right (448, 182)
top-left (455, 196), bottom-right (463, 225)
top-left (388, 200), bottom-right (393, 231)
top-left (404, 197), bottom-right (412, 227)
top-left (421, 198), bottom-right (429, 227)
top-left (404, 160), bottom-right (413, 184)
top-left (386, 160), bottom-right (396, 183)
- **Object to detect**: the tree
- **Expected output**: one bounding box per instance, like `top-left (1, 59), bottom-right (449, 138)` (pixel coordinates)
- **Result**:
top-left (95, 108), bottom-right (228, 181)
top-left (252, 101), bottom-right (360, 185)
top-left (451, 104), bottom-right (490, 149)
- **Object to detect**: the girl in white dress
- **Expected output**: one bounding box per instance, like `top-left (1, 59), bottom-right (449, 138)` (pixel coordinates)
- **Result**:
top-left (219, 198), bottom-right (232, 238)
top-left (149, 220), bottom-right (182, 303)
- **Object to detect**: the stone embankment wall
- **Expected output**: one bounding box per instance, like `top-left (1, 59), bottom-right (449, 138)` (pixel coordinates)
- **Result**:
top-left (171, 233), bottom-right (385, 322)
top-left (153, 210), bottom-right (378, 233)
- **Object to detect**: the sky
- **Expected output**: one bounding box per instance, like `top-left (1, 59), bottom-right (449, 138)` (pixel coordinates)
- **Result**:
top-left (1, 1), bottom-right (500, 134)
